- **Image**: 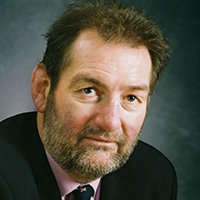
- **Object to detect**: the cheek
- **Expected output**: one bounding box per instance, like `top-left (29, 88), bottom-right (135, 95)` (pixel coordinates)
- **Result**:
top-left (57, 100), bottom-right (94, 133)
top-left (125, 124), bottom-right (142, 140)
top-left (124, 111), bottom-right (146, 140)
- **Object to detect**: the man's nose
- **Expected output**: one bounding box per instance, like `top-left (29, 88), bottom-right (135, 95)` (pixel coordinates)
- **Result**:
top-left (94, 101), bottom-right (122, 132)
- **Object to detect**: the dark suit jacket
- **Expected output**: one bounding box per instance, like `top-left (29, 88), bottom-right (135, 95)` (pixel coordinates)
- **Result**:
top-left (0, 112), bottom-right (177, 200)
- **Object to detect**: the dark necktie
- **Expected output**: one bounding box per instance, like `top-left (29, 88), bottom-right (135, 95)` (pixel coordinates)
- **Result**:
top-left (69, 185), bottom-right (94, 200)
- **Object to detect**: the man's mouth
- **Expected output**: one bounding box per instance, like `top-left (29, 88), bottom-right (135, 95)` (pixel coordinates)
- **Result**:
top-left (83, 136), bottom-right (118, 147)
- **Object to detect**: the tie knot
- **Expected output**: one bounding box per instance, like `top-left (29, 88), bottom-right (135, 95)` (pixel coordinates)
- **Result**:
top-left (71, 184), bottom-right (94, 200)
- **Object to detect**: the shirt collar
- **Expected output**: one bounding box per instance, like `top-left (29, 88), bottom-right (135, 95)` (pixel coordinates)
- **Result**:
top-left (46, 151), bottom-right (101, 198)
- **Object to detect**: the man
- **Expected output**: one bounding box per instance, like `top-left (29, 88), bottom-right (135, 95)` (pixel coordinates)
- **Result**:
top-left (0, 1), bottom-right (177, 200)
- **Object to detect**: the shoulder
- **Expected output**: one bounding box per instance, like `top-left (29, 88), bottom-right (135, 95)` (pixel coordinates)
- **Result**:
top-left (0, 112), bottom-right (39, 199)
top-left (0, 112), bottom-right (38, 161)
top-left (121, 140), bottom-right (177, 195)
top-left (0, 112), bottom-right (37, 141)
top-left (0, 112), bottom-right (37, 156)
top-left (125, 140), bottom-right (176, 178)
top-left (133, 140), bottom-right (175, 168)
top-left (108, 140), bottom-right (177, 187)
top-left (100, 140), bottom-right (177, 199)
top-left (101, 141), bottom-right (177, 199)
top-left (0, 111), bottom-right (38, 163)
top-left (0, 112), bottom-right (36, 130)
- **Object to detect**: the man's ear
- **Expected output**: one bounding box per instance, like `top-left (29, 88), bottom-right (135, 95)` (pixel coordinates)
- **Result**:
top-left (31, 64), bottom-right (51, 113)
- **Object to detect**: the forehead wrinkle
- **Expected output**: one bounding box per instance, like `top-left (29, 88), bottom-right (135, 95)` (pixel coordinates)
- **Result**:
top-left (126, 85), bottom-right (150, 93)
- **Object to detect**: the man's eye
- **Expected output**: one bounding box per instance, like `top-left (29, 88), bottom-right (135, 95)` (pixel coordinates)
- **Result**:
top-left (82, 87), bottom-right (96, 95)
top-left (75, 87), bottom-right (99, 103)
top-left (127, 95), bottom-right (136, 102)
top-left (122, 94), bottom-right (141, 111)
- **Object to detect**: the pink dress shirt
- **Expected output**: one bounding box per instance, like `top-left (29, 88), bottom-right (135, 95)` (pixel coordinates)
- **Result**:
top-left (46, 151), bottom-right (101, 200)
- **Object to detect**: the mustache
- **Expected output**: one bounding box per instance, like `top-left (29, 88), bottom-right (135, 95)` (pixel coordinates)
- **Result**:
top-left (77, 125), bottom-right (126, 146)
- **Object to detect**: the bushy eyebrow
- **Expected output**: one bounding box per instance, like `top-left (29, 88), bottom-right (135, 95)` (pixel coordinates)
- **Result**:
top-left (68, 73), bottom-right (107, 89)
top-left (126, 85), bottom-right (149, 92)
top-left (68, 73), bottom-right (149, 93)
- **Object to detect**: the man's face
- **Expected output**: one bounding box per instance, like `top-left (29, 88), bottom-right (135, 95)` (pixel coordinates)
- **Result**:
top-left (42, 30), bottom-right (152, 183)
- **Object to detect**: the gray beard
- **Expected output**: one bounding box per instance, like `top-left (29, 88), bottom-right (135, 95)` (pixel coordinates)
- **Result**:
top-left (42, 94), bottom-right (140, 183)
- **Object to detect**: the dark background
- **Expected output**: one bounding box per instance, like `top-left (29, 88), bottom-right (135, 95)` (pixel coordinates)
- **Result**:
top-left (0, 0), bottom-right (199, 199)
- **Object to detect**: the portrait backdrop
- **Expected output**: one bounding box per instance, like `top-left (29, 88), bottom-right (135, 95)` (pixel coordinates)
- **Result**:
top-left (0, 0), bottom-right (199, 199)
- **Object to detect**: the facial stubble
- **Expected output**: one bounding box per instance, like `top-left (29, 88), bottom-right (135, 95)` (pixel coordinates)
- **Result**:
top-left (42, 94), bottom-right (141, 183)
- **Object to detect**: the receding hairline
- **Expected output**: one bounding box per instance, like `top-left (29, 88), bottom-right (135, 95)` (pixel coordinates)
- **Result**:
top-left (43, 2), bottom-right (170, 94)
top-left (61, 28), bottom-right (152, 70)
